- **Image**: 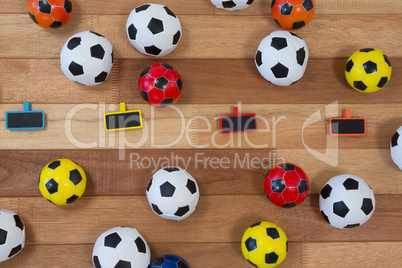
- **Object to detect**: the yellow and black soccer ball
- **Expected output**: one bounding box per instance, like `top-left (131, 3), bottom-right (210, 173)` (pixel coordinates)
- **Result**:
top-left (241, 221), bottom-right (287, 268)
top-left (345, 48), bottom-right (392, 93)
top-left (39, 159), bottom-right (86, 205)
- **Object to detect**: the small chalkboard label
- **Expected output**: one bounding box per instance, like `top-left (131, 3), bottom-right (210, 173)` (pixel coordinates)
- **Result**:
top-left (219, 107), bottom-right (257, 134)
top-left (6, 102), bottom-right (45, 130)
top-left (104, 103), bottom-right (143, 131)
top-left (329, 110), bottom-right (366, 136)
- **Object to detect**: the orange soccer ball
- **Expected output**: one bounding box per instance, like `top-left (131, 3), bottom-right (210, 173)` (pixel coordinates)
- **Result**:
top-left (271, 0), bottom-right (315, 30)
top-left (27, 0), bottom-right (73, 29)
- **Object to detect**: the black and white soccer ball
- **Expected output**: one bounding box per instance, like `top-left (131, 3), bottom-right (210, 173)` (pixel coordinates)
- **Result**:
top-left (92, 227), bottom-right (151, 268)
top-left (319, 174), bottom-right (375, 229)
top-left (390, 126), bottom-right (402, 169)
top-left (210, 0), bottom-right (254, 11)
top-left (126, 4), bottom-right (182, 57)
top-left (255, 30), bottom-right (309, 86)
top-left (146, 167), bottom-right (200, 221)
top-left (60, 31), bottom-right (113, 86)
top-left (0, 210), bottom-right (25, 263)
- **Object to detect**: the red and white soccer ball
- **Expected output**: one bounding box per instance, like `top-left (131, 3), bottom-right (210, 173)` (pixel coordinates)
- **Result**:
top-left (138, 63), bottom-right (183, 107)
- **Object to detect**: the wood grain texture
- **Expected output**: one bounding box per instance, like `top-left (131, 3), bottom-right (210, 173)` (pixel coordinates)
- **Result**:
top-left (1, 14), bottom-right (401, 59)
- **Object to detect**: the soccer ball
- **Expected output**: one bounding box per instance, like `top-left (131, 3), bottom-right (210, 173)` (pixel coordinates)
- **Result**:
top-left (319, 174), bottom-right (375, 229)
top-left (60, 31), bottom-right (113, 86)
top-left (138, 63), bottom-right (183, 107)
top-left (146, 167), bottom-right (200, 221)
top-left (345, 48), bottom-right (392, 93)
top-left (241, 221), bottom-right (287, 268)
top-left (150, 255), bottom-right (190, 268)
top-left (0, 210), bottom-right (25, 263)
top-left (126, 4), bottom-right (182, 57)
top-left (92, 227), bottom-right (151, 268)
top-left (210, 0), bottom-right (254, 11)
top-left (255, 30), bottom-right (309, 86)
top-left (271, 0), bottom-right (315, 30)
top-left (38, 159), bottom-right (86, 205)
top-left (390, 126), bottom-right (402, 169)
top-left (27, 0), bottom-right (73, 29)
top-left (263, 163), bottom-right (309, 207)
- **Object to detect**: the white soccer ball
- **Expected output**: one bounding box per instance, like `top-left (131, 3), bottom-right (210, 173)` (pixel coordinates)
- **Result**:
top-left (126, 4), bottom-right (182, 57)
top-left (319, 174), bottom-right (375, 229)
top-left (390, 126), bottom-right (402, 169)
top-left (255, 30), bottom-right (309, 86)
top-left (0, 210), bottom-right (25, 263)
top-left (60, 31), bottom-right (113, 86)
top-left (146, 167), bottom-right (200, 221)
top-left (210, 0), bottom-right (254, 11)
top-left (92, 227), bottom-right (150, 268)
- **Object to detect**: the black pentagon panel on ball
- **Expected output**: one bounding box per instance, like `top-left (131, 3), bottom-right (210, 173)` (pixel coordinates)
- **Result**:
top-left (135, 237), bottom-right (147, 253)
top-left (223, 1), bottom-right (237, 8)
top-left (140, 66), bottom-right (151, 77)
top-left (90, 31), bottom-right (104, 37)
top-left (163, 6), bottom-right (177, 18)
top-left (175, 206), bottom-right (190, 216)
top-left (320, 210), bottom-right (330, 224)
top-left (162, 63), bottom-right (174, 70)
top-left (128, 24), bottom-right (137, 40)
top-left (282, 202), bottom-right (296, 208)
top-left (361, 198), bottom-right (374, 215)
top-left (363, 61), bottom-right (377, 74)
top-left (292, 21), bottom-right (306, 30)
top-left (383, 54), bottom-right (391, 67)
top-left (160, 98), bottom-right (174, 107)
top-left (343, 178), bottom-right (359, 190)
top-left (274, 19), bottom-right (281, 27)
top-left (247, 0), bottom-right (254, 4)
top-left (271, 63), bottom-right (289, 78)
top-left (69, 169), bottom-right (83, 185)
top-left (164, 167), bottom-right (180, 172)
top-left (140, 90), bottom-right (150, 102)
top-left (344, 223), bottom-right (360, 229)
top-left (91, 44), bottom-right (105, 60)
top-left (271, 178), bottom-right (286, 193)
top-left (298, 180), bottom-right (308, 193)
top-left (49, 21), bottom-right (63, 29)
top-left (13, 215), bottom-right (24, 231)
top-left (160, 181), bottom-right (176, 197)
top-left (136, 4), bottom-right (151, 12)
top-left (296, 48), bottom-right (306, 66)
top-left (280, 3), bottom-right (293, 15)
top-left (250, 222), bottom-right (261, 228)
top-left (354, 81), bottom-right (367, 91)
top-left (95, 72), bottom-right (109, 83)
top-left (64, 0), bottom-right (73, 13)
top-left (148, 18), bottom-right (164, 35)
top-left (290, 32), bottom-right (302, 39)
top-left (176, 78), bottom-right (183, 91)
top-left (69, 61), bottom-right (84, 76)
top-left (173, 31), bottom-right (181, 45)
top-left (333, 201), bottom-right (349, 218)
top-left (93, 256), bottom-right (101, 268)
top-left (265, 252), bottom-right (279, 264)
top-left (0, 229), bottom-right (7, 245)
top-left (66, 195), bottom-right (79, 204)
top-left (255, 50), bottom-right (263, 66)
top-left (302, 0), bottom-right (314, 11)
top-left (271, 0), bottom-right (276, 8)
top-left (377, 77), bottom-right (388, 88)
top-left (248, 260), bottom-right (258, 267)
top-left (177, 260), bottom-right (188, 268)
top-left (153, 256), bottom-right (165, 266)
top-left (245, 237), bottom-right (257, 252)
top-left (392, 131), bottom-right (400, 147)
top-left (266, 228), bottom-right (280, 239)
top-left (360, 48), bottom-right (375, 53)
top-left (48, 160), bottom-right (61, 170)
top-left (104, 232), bottom-right (122, 248)
top-left (67, 37), bottom-right (81, 50)
top-left (270, 37), bottom-right (287, 50)
top-left (28, 13), bottom-right (39, 24)
top-left (345, 60), bottom-right (354, 72)
top-left (145, 45), bottom-right (162, 56)
top-left (280, 163), bottom-right (296, 171)
top-left (186, 179), bottom-right (197, 194)
top-left (8, 245), bottom-right (22, 258)
top-left (114, 260), bottom-right (131, 268)
top-left (39, 0), bottom-right (52, 14)
top-left (45, 178), bottom-right (59, 194)
top-left (146, 178), bottom-right (153, 192)
top-left (152, 204), bottom-right (163, 215)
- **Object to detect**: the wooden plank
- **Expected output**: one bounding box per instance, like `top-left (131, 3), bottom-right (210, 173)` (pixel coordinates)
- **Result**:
top-left (1, 14), bottom-right (401, 59)
top-left (0, 149), bottom-right (400, 196)
top-left (3, 0), bottom-right (401, 15)
top-left (1, 58), bottom-right (401, 104)
top-left (1, 195), bottom-right (401, 245)
top-left (302, 242), bottom-right (402, 268)
top-left (4, 242), bottom-right (302, 268)
top-left (0, 103), bottom-right (400, 150)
